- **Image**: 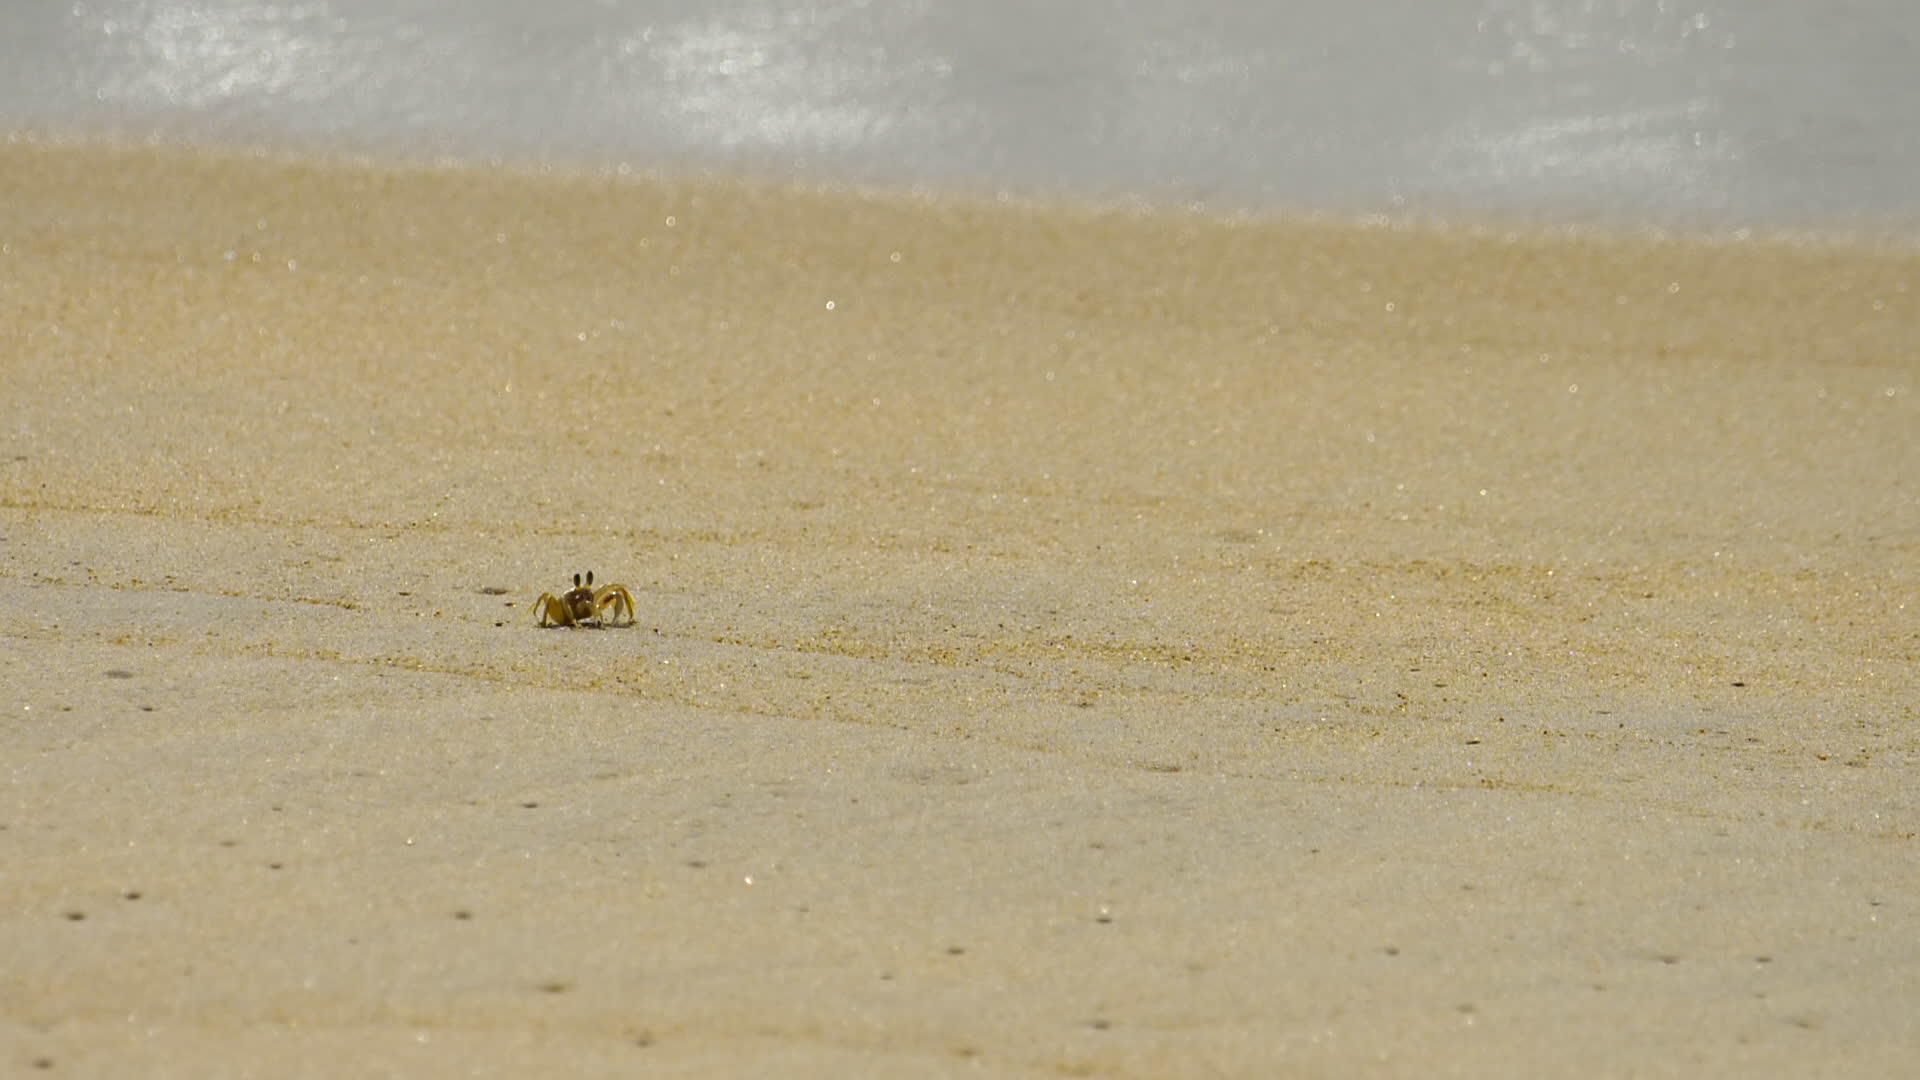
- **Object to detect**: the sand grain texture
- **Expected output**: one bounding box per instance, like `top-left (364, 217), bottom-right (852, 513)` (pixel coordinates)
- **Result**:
top-left (2, 141), bottom-right (1917, 1077)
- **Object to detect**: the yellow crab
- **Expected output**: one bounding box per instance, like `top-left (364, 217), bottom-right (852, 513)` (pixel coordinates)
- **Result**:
top-left (533, 571), bottom-right (636, 628)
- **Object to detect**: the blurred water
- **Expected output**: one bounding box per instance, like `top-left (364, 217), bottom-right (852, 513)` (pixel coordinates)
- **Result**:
top-left (5, 0), bottom-right (1917, 232)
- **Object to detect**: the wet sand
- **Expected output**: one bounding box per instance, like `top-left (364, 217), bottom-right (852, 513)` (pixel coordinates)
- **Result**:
top-left (2, 139), bottom-right (1916, 1077)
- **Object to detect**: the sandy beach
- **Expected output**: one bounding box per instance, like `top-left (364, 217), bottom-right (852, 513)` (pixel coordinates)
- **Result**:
top-left (2, 139), bottom-right (1916, 1076)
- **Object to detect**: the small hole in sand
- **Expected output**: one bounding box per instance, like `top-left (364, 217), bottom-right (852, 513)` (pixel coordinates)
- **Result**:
top-left (64, 910), bottom-right (86, 921)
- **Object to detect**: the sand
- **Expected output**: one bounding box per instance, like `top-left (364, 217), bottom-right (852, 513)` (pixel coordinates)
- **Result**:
top-left (2, 139), bottom-right (1916, 1077)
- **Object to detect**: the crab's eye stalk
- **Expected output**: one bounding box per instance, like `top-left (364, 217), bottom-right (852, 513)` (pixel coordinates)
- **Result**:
top-left (573, 573), bottom-right (582, 588)
top-left (587, 570), bottom-right (594, 586)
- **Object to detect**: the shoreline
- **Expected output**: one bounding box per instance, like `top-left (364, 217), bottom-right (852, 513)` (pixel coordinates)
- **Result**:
top-left (13, 129), bottom-right (1920, 252)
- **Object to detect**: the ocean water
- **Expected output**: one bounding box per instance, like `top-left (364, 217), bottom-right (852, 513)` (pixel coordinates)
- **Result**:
top-left (5, 0), bottom-right (1917, 234)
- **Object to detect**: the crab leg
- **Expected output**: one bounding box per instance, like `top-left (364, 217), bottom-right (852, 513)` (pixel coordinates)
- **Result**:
top-left (534, 592), bottom-right (574, 627)
top-left (594, 584), bottom-right (636, 625)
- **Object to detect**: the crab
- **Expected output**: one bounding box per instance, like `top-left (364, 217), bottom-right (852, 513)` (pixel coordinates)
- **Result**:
top-left (533, 571), bottom-right (636, 628)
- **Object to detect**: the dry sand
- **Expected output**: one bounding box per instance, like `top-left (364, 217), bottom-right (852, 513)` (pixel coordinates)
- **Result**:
top-left (2, 139), bottom-right (1916, 1077)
